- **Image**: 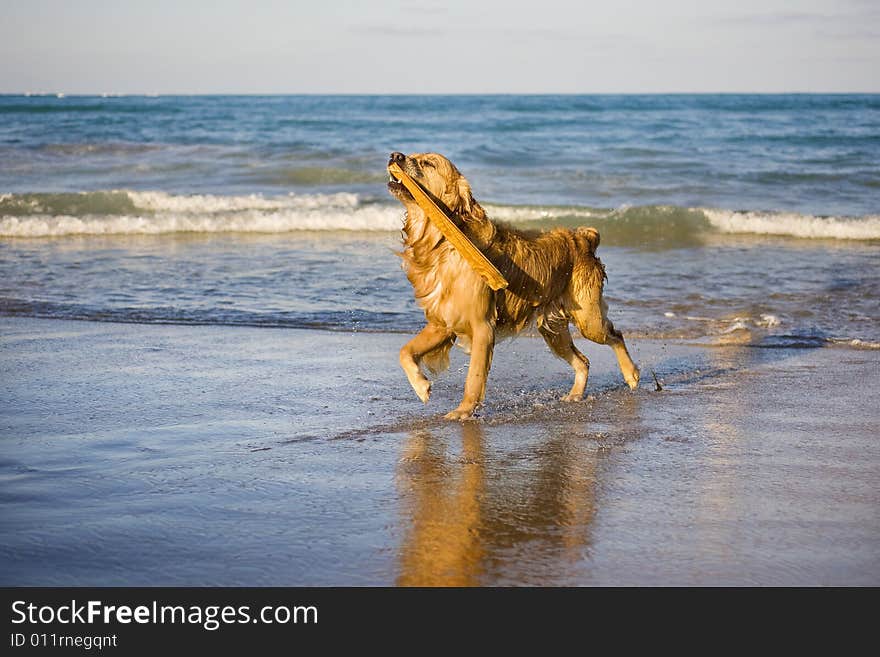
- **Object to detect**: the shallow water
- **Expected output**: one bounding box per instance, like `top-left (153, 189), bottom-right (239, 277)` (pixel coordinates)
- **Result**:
top-left (1, 318), bottom-right (877, 585)
top-left (1, 230), bottom-right (878, 346)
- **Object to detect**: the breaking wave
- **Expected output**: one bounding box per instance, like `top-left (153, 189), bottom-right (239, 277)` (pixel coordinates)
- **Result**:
top-left (0, 191), bottom-right (401, 236)
top-left (703, 208), bottom-right (880, 240)
top-left (1, 190), bottom-right (878, 241)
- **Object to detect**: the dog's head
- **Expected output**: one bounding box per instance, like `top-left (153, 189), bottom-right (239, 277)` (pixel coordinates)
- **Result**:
top-left (387, 152), bottom-right (481, 218)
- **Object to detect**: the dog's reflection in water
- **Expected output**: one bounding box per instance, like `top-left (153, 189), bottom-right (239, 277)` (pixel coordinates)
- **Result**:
top-left (395, 422), bottom-right (600, 586)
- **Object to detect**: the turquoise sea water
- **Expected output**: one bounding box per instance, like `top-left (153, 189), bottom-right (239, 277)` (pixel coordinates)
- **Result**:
top-left (1, 94), bottom-right (878, 343)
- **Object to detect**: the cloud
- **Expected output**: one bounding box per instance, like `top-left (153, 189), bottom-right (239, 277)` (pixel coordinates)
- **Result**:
top-left (712, 6), bottom-right (880, 40)
top-left (723, 12), bottom-right (826, 26)
top-left (350, 23), bottom-right (621, 45)
top-left (352, 25), bottom-right (445, 38)
top-left (815, 25), bottom-right (880, 41)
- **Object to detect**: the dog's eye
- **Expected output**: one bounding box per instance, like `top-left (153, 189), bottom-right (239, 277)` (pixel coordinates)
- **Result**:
top-left (420, 160), bottom-right (436, 169)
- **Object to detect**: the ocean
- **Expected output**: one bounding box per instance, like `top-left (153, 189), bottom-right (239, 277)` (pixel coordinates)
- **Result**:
top-left (1, 93), bottom-right (878, 346)
top-left (2, 94), bottom-right (880, 586)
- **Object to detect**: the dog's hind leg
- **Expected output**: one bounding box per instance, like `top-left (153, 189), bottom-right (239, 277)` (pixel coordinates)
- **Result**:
top-left (603, 322), bottom-right (640, 390)
top-left (569, 297), bottom-right (640, 391)
top-left (538, 318), bottom-right (590, 401)
top-left (445, 320), bottom-right (494, 421)
top-left (400, 324), bottom-right (455, 403)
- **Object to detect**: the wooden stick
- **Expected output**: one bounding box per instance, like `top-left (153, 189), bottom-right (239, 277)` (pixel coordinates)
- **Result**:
top-left (389, 162), bottom-right (509, 291)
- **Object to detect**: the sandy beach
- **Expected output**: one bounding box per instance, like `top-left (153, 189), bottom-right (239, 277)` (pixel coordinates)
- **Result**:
top-left (1, 316), bottom-right (877, 586)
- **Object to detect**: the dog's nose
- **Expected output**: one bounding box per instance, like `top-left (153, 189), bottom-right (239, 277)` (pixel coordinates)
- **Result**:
top-left (389, 152), bottom-right (405, 166)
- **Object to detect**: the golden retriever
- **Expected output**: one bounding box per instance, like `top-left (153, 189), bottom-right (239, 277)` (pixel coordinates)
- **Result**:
top-left (387, 152), bottom-right (639, 420)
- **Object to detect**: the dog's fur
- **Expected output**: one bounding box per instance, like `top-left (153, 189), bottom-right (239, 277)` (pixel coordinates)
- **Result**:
top-left (387, 152), bottom-right (639, 420)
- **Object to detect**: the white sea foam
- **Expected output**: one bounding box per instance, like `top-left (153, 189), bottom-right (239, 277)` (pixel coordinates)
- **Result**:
top-left (127, 190), bottom-right (364, 214)
top-left (0, 208), bottom-right (402, 236)
top-left (818, 337), bottom-right (880, 351)
top-left (758, 314), bottom-right (781, 328)
top-left (0, 191), bottom-right (561, 237)
top-left (723, 317), bottom-right (751, 333)
top-left (720, 314), bottom-right (783, 333)
top-left (0, 191), bottom-right (403, 236)
top-left (483, 203), bottom-right (600, 222)
top-left (703, 209), bottom-right (880, 240)
top-left (4, 191), bottom-right (880, 240)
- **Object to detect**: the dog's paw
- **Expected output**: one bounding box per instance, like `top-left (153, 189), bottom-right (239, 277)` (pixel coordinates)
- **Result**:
top-left (626, 367), bottom-right (641, 390)
top-left (561, 393), bottom-right (583, 402)
top-left (412, 379), bottom-right (431, 404)
top-left (444, 407), bottom-right (475, 421)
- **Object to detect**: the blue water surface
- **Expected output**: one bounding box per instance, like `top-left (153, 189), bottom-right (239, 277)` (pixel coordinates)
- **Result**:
top-left (2, 94), bottom-right (878, 215)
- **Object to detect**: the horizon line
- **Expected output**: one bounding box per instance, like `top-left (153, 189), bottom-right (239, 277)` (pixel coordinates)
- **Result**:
top-left (2, 90), bottom-right (879, 97)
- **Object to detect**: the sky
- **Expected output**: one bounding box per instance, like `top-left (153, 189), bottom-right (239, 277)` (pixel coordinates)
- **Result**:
top-left (1, 0), bottom-right (877, 94)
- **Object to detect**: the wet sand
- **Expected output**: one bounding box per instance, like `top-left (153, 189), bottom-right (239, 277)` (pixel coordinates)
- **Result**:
top-left (1, 317), bottom-right (878, 585)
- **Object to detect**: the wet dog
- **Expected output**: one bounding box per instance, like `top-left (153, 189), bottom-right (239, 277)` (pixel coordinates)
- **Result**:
top-left (387, 152), bottom-right (639, 419)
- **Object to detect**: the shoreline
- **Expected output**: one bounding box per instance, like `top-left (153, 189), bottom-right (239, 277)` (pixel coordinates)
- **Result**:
top-left (1, 317), bottom-right (878, 585)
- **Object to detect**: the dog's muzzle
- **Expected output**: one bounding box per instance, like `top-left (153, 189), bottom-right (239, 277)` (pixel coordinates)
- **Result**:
top-left (387, 152), bottom-right (408, 195)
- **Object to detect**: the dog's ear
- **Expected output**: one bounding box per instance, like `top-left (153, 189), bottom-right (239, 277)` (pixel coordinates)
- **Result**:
top-left (454, 176), bottom-right (477, 217)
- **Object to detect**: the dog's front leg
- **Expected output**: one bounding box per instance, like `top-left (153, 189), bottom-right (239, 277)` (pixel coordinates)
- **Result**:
top-left (400, 324), bottom-right (453, 403)
top-left (445, 321), bottom-right (494, 421)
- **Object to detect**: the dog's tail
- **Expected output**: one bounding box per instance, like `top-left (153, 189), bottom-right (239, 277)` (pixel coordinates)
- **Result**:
top-left (421, 338), bottom-right (454, 376)
top-left (575, 226), bottom-right (600, 253)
